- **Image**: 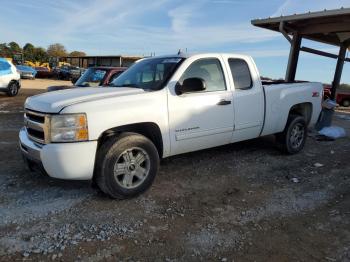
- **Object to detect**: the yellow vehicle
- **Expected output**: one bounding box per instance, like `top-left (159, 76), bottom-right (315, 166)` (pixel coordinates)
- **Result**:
top-left (24, 61), bottom-right (70, 70)
top-left (24, 61), bottom-right (50, 69)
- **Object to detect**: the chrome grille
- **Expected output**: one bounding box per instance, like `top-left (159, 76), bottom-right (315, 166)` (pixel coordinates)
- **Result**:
top-left (24, 110), bottom-right (50, 144)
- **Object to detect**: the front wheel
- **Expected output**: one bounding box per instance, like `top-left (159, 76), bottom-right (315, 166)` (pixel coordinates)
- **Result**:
top-left (7, 81), bottom-right (19, 97)
top-left (276, 115), bottom-right (307, 154)
top-left (95, 133), bottom-right (159, 199)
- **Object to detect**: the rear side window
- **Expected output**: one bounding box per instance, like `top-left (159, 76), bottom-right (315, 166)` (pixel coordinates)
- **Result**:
top-left (228, 59), bottom-right (252, 90)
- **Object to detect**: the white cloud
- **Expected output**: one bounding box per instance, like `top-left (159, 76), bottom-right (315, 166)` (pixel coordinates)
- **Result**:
top-left (0, 0), bottom-right (291, 55)
top-left (46, 0), bottom-right (279, 55)
top-left (168, 2), bottom-right (201, 32)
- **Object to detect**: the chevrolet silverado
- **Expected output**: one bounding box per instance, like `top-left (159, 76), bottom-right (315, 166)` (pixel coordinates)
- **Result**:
top-left (20, 53), bottom-right (322, 199)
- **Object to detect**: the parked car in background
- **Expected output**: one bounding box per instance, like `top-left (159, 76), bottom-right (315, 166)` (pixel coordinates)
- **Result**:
top-left (70, 67), bottom-right (86, 83)
top-left (21, 53), bottom-right (322, 199)
top-left (47, 66), bottom-right (126, 92)
top-left (53, 65), bottom-right (85, 81)
top-left (16, 65), bottom-right (37, 79)
top-left (0, 58), bottom-right (21, 96)
top-left (323, 84), bottom-right (350, 107)
top-left (34, 67), bottom-right (52, 78)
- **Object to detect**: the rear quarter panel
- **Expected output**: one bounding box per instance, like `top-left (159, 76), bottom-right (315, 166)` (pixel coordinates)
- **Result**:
top-left (261, 82), bottom-right (322, 136)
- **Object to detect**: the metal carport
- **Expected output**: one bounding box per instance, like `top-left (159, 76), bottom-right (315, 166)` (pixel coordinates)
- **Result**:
top-left (251, 8), bottom-right (350, 126)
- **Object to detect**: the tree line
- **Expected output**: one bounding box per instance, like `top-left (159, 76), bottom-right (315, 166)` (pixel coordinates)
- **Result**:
top-left (0, 42), bottom-right (86, 63)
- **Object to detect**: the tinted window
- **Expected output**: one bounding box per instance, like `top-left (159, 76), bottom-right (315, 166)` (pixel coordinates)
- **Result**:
top-left (180, 58), bottom-right (226, 92)
top-left (0, 59), bottom-right (11, 76)
top-left (228, 59), bottom-right (252, 90)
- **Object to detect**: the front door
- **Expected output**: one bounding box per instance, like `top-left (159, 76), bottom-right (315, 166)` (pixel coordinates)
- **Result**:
top-left (168, 56), bottom-right (234, 155)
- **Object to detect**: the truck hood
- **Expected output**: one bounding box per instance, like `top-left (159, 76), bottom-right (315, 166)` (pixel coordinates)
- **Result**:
top-left (25, 87), bottom-right (145, 113)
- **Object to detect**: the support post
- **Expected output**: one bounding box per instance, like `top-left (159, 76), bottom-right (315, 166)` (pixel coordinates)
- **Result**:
top-left (330, 44), bottom-right (347, 100)
top-left (285, 33), bottom-right (302, 82)
top-left (316, 42), bottom-right (348, 130)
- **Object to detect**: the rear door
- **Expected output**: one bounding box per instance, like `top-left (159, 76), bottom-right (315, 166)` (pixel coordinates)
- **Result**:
top-left (167, 55), bottom-right (234, 155)
top-left (222, 55), bottom-right (264, 142)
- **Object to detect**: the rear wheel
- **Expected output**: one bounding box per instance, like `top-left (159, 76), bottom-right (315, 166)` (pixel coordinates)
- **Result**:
top-left (7, 81), bottom-right (19, 97)
top-left (342, 99), bottom-right (350, 107)
top-left (95, 133), bottom-right (159, 199)
top-left (276, 115), bottom-right (307, 154)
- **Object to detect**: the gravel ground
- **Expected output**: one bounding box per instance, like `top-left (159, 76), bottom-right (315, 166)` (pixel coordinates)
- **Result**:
top-left (0, 80), bottom-right (349, 261)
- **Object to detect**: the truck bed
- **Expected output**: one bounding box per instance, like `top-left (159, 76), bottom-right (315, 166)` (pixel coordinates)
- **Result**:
top-left (262, 80), bottom-right (308, 86)
top-left (260, 82), bottom-right (323, 136)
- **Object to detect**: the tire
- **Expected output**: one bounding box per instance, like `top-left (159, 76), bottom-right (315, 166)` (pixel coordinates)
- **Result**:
top-left (7, 81), bottom-right (19, 97)
top-left (342, 99), bottom-right (350, 107)
top-left (95, 133), bottom-right (159, 199)
top-left (276, 115), bottom-right (307, 154)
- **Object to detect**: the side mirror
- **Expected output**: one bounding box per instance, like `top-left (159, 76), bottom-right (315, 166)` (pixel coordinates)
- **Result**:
top-left (175, 77), bottom-right (206, 95)
top-left (71, 79), bottom-right (76, 84)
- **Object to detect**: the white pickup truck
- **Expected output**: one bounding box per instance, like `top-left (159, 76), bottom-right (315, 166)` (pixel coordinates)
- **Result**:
top-left (20, 53), bottom-right (322, 199)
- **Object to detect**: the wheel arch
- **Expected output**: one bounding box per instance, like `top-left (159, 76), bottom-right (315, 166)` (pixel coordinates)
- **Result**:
top-left (96, 122), bottom-right (164, 158)
top-left (9, 79), bottom-right (20, 88)
top-left (288, 102), bottom-right (313, 125)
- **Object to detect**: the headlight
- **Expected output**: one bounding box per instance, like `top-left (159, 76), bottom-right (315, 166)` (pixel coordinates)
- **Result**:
top-left (50, 113), bottom-right (88, 142)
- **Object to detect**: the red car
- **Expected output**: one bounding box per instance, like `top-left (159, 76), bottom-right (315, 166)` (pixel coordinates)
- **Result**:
top-left (47, 66), bottom-right (126, 92)
top-left (34, 67), bottom-right (53, 78)
top-left (323, 84), bottom-right (350, 107)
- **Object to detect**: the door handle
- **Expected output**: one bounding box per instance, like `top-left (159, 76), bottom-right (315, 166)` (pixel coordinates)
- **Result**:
top-left (217, 99), bottom-right (231, 106)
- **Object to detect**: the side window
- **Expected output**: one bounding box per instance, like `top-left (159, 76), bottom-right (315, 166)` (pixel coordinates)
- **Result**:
top-left (228, 59), bottom-right (253, 90)
top-left (180, 58), bottom-right (226, 92)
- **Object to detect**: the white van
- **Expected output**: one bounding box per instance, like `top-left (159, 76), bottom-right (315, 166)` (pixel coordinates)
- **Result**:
top-left (0, 58), bottom-right (21, 96)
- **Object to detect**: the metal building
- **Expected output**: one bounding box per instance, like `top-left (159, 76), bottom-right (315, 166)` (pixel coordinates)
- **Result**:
top-left (61, 55), bottom-right (142, 68)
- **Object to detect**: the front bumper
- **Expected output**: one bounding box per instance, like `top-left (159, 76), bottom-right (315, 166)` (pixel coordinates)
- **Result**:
top-left (19, 128), bottom-right (97, 180)
top-left (21, 74), bottom-right (35, 79)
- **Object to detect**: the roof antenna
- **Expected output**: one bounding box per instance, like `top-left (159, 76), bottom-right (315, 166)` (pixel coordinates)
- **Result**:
top-left (177, 49), bottom-right (182, 55)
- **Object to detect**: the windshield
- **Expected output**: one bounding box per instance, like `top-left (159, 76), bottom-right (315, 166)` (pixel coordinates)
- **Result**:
top-left (75, 68), bottom-right (107, 87)
top-left (110, 57), bottom-right (184, 90)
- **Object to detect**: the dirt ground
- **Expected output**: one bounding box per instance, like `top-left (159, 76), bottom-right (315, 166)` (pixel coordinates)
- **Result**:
top-left (0, 79), bottom-right (349, 262)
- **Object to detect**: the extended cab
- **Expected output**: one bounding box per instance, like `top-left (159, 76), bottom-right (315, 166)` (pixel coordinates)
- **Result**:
top-left (20, 53), bottom-right (322, 199)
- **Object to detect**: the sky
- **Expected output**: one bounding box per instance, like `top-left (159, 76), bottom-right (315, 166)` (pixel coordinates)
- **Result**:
top-left (1, 0), bottom-right (350, 83)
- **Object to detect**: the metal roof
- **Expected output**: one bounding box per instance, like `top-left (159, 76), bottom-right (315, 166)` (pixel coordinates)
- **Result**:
top-left (252, 8), bottom-right (350, 47)
top-left (62, 55), bottom-right (142, 59)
